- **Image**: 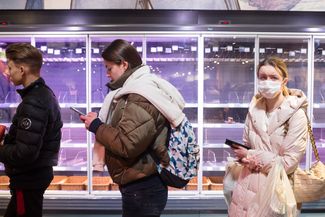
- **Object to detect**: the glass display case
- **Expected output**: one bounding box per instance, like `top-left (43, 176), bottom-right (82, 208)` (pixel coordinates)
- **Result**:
top-left (35, 36), bottom-right (89, 192)
top-left (313, 37), bottom-right (325, 163)
top-left (202, 36), bottom-right (255, 191)
top-left (0, 36), bottom-right (32, 173)
top-left (258, 36), bottom-right (310, 168)
top-left (0, 33), bottom-right (323, 197)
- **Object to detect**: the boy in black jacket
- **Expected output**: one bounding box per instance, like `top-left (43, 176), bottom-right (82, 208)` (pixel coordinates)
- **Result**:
top-left (0, 43), bottom-right (62, 217)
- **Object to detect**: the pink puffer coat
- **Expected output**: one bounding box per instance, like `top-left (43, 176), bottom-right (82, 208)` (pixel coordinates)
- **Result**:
top-left (228, 89), bottom-right (308, 217)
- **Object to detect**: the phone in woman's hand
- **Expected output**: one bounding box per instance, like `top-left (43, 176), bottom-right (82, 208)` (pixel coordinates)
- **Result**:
top-left (70, 107), bottom-right (86, 116)
top-left (225, 139), bottom-right (251, 149)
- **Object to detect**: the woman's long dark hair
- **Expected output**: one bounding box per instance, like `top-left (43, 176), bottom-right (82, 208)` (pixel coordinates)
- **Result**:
top-left (102, 39), bottom-right (142, 69)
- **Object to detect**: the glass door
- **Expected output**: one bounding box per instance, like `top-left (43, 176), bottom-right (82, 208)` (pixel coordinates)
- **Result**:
top-left (145, 35), bottom-right (199, 190)
top-left (202, 36), bottom-right (255, 191)
top-left (89, 35), bottom-right (144, 192)
top-left (34, 35), bottom-right (88, 192)
top-left (0, 36), bottom-right (32, 191)
top-left (259, 36), bottom-right (310, 168)
top-left (312, 37), bottom-right (325, 164)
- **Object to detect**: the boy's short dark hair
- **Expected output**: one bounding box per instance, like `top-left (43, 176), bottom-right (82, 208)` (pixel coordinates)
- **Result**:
top-left (5, 43), bottom-right (43, 73)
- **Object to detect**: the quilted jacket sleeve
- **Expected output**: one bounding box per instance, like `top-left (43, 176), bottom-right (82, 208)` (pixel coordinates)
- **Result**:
top-left (95, 94), bottom-right (162, 159)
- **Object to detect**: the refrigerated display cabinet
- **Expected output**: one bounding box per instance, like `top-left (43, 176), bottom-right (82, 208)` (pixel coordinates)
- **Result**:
top-left (0, 10), bottom-right (325, 213)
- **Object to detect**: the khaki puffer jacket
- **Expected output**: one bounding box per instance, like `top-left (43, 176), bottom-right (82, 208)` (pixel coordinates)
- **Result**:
top-left (95, 93), bottom-right (169, 185)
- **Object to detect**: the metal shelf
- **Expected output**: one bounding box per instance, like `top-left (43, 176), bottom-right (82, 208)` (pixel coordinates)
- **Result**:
top-left (62, 123), bottom-right (85, 128)
top-left (53, 166), bottom-right (87, 172)
top-left (60, 142), bottom-right (87, 148)
top-left (0, 103), bottom-right (20, 108)
top-left (59, 103), bottom-right (87, 108)
top-left (313, 103), bottom-right (325, 108)
top-left (313, 123), bottom-right (325, 128)
top-left (202, 164), bottom-right (226, 171)
top-left (203, 123), bottom-right (244, 128)
top-left (146, 57), bottom-right (197, 62)
top-left (203, 143), bottom-right (233, 148)
top-left (204, 103), bottom-right (249, 108)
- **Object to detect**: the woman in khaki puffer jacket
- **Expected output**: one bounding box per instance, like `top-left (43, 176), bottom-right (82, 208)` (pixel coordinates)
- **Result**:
top-left (80, 39), bottom-right (186, 217)
top-left (228, 56), bottom-right (308, 217)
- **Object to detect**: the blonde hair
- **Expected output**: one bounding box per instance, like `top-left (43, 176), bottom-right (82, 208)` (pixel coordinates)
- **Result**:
top-left (257, 56), bottom-right (289, 96)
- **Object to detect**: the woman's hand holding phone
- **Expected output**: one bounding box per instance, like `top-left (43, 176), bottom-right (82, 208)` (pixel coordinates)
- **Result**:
top-left (79, 112), bottom-right (98, 129)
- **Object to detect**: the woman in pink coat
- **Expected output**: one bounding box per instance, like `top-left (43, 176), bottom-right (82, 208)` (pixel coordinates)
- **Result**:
top-left (228, 56), bottom-right (308, 217)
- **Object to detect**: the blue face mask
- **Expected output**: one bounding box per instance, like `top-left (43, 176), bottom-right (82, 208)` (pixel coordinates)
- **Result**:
top-left (258, 80), bottom-right (282, 99)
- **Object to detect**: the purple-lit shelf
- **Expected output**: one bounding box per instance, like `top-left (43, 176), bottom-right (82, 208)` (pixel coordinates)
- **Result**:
top-left (204, 58), bottom-right (254, 63)
top-left (0, 123), bottom-right (11, 128)
top-left (0, 103), bottom-right (20, 108)
top-left (63, 123), bottom-right (85, 128)
top-left (43, 57), bottom-right (87, 62)
top-left (204, 123), bottom-right (244, 128)
top-left (314, 58), bottom-right (325, 62)
top-left (313, 123), bottom-right (325, 128)
top-left (313, 103), bottom-right (325, 108)
top-left (203, 103), bottom-right (249, 108)
top-left (203, 143), bottom-right (240, 148)
top-left (0, 103), bottom-right (87, 109)
top-left (91, 103), bottom-right (103, 108)
top-left (318, 141), bottom-right (325, 148)
top-left (0, 123), bottom-right (86, 128)
top-left (146, 57), bottom-right (197, 62)
top-left (204, 57), bottom-right (308, 63)
top-left (202, 163), bottom-right (226, 172)
top-left (59, 103), bottom-right (87, 108)
top-left (91, 103), bottom-right (198, 108)
top-left (60, 142), bottom-right (87, 148)
top-left (53, 166), bottom-right (87, 172)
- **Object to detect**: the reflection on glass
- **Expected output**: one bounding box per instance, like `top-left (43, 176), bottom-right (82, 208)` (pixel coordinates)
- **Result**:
top-left (58, 149), bottom-right (66, 166)
top-left (204, 37), bottom-right (255, 104)
top-left (146, 36), bottom-right (198, 104)
top-left (90, 37), bottom-right (143, 103)
top-left (259, 38), bottom-right (308, 94)
top-left (36, 37), bottom-right (87, 104)
top-left (92, 88), bottom-right (105, 103)
top-left (4, 91), bottom-right (20, 103)
top-left (207, 150), bottom-right (216, 165)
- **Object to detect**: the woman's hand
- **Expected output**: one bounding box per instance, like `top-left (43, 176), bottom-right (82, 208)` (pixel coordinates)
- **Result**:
top-left (79, 112), bottom-right (98, 129)
top-left (232, 145), bottom-right (248, 160)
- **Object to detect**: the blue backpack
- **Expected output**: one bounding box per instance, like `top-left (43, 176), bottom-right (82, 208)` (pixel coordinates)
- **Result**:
top-left (154, 116), bottom-right (200, 188)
